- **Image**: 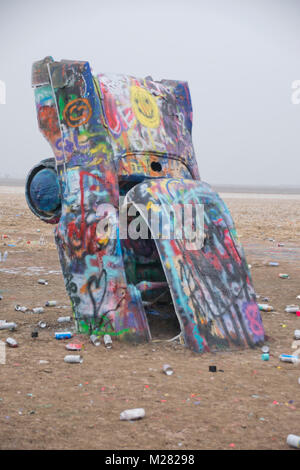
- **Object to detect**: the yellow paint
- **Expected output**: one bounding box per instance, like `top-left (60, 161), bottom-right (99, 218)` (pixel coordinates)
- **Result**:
top-left (131, 85), bottom-right (160, 128)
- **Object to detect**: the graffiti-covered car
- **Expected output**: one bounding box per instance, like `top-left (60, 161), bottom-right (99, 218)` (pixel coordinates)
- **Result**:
top-left (26, 56), bottom-right (264, 353)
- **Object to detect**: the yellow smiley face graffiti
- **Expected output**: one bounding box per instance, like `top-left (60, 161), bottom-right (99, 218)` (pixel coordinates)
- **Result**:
top-left (131, 86), bottom-right (160, 128)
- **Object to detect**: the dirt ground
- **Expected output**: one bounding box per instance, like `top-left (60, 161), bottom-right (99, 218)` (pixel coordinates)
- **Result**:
top-left (0, 186), bottom-right (300, 450)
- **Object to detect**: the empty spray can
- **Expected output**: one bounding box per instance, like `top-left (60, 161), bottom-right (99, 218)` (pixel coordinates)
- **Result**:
top-left (120, 408), bottom-right (145, 421)
top-left (287, 434), bottom-right (300, 449)
top-left (104, 334), bottom-right (112, 349)
top-left (268, 262), bottom-right (279, 266)
top-left (279, 354), bottom-right (299, 363)
top-left (261, 353), bottom-right (269, 361)
top-left (285, 305), bottom-right (299, 313)
top-left (262, 346), bottom-right (270, 353)
top-left (45, 301), bottom-right (57, 307)
top-left (294, 330), bottom-right (300, 340)
top-left (163, 364), bottom-right (174, 375)
top-left (6, 337), bottom-right (18, 348)
top-left (90, 335), bottom-right (101, 346)
top-left (32, 307), bottom-right (44, 314)
top-left (64, 355), bottom-right (83, 364)
top-left (258, 304), bottom-right (273, 312)
top-left (0, 322), bottom-right (17, 330)
top-left (38, 321), bottom-right (47, 328)
top-left (55, 332), bottom-right (73, 340)
top-left (57, 316), bottom-right (71, 323)
top-left (38, 279), bottom-right (48, 285)
top-left (65, 343), bottom-right (82, 351)
top-left (15, 305), bottom-right (28, 313)
top-left (279, 274), bottom-right (289, 279)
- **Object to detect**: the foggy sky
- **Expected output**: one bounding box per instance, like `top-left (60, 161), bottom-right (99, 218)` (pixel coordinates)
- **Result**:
top-left (0, 0), bottom-right (299, 185)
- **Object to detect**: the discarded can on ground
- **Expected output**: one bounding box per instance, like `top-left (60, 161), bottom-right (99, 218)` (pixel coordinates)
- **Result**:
top-left (163, 364), bottom-right (174, 376)
top-left (286, 434), bottom-right (300, 449)
top-left (268, 262), bottom-right (279, 266)
top-left (38, 321), bottom-right (47, 328)
top-left (279, 354), bottom-right (299, 363)
top-left (261, 353), bottom-right (269, 361)
top-left (262, 346), bottom-right (270, 353)
top-left (90, 334), bottom-right (101, 346)
top-left (120, 408), bottom-right (145, 421)
top-left (104, 334), bottom-right (112, 349)
top-left (31, 329), bottom-right (38, 338)
top-left (57, 316), bottom-right (71, 323)
top-left (285, 305), bottom-right (299, 313)
top-left (6, 337), bottom-right (18, 348)
top-left (64, 355), bottom-right (83, 363)
top-left (0, 322), bottom-right (17, 330)
top-left (45, 300), bottom-right (57, 307)
top-left (294, 330), bottom-right (300, 340)
top-left (15, 305), bottom-right (28, 313)
top-left (279, 274), bottom-right (289, 279)
top-left (32, 307), bottom-right (44, 314)
top-left (278, 243), bottom-right (285, 247)
top-left (38, 279), bottom-right (48, 285)
top-left (258, 304), bottom-right (273, 312)
top-left (65, 343), bottom-right (82, 351)
top-left (55, 332), bottom-right (73, 340)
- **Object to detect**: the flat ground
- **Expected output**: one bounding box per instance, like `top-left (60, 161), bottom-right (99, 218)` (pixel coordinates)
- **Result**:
top-left (0, 186), bottom-right (300, 450)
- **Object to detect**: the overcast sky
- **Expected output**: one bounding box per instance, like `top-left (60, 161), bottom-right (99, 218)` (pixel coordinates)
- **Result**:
top-left (0, 0), bottom-right (299, 185)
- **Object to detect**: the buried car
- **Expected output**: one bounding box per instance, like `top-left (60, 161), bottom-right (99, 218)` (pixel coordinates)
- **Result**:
top-left (25, 56), bottom-right (264, 353)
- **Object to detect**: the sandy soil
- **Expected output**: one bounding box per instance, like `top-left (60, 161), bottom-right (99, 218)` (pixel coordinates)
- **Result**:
top-left (0, 187), bottom-right (300, 450)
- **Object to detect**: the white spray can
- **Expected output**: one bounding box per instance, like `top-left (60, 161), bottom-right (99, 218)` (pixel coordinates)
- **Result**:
top-left (64, 355), bottom-right (83, 363)
top-left (120, 408), bottom-right (145, 421)
top-left (287, 434), bottom-right (300, 449)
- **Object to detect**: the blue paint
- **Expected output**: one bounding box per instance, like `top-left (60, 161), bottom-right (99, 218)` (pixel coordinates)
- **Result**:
top-left (30, 168), bottom-right (60, 212)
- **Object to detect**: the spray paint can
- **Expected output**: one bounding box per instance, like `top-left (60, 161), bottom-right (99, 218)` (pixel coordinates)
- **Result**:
top-left (90, 335), bottom-right (101, 346)
top-left (294, 330), bottom-right (300, 340)
top-left (104, 334), bottom-right (112, 349)
top-left (0, 322), bottom-right (17, 330)
top-left (55, 332), bottom-right (73, 340)
top-left (45, 301), bottom-right (57, 307)
top-left (15, 305), bottom-right (28, 313)
top-left (38, 279), bottom-right (48, 285)
top-left (258, 304), bottom-right (273, 312)
top-left (261, 353), bottom-right (269, 361)
top-left (285, 305), bottom-right (299, 313)
top-left (64, 355), bottom-right (83, 364)
top-left (279, 354), bottom-right (299, 363)
top-left (162, 364), bottom-right (174, 375)
top-left (6, 337), bottom-right (18, 348)
top-left (120, 408), bottom-right (145, 421)
top-left (262, 346), bottom-right (270, 353)
top-left (279, 274), bottom-right (289, 279)
top-left (65, 343), bottom-right (82, 351)
top-left (32, 307), bottom-right (44, 314)
top-left (57, 316), bottom-right (71, 323)
top-left (287, 434), bottom-right (300, 449)
top-left (268, 262), bottom-right (279, 266)
top-left (38, 321), bottom-right (47, 328)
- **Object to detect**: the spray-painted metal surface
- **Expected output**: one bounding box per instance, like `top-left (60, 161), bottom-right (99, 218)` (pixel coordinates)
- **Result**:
top-left (26, 56), bottom-right (264, 352)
